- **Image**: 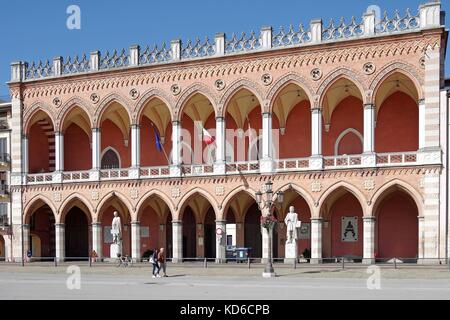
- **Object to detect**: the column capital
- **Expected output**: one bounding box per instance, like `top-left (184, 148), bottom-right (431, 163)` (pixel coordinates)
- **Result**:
top-left (310, 217), bottom-right (323, 222)
top-left (54, 131), bottom-right (63, 136)
top-left (55, 223), bottom-right (65, 227)
top-left (172, 120), bottom-right (181, 126)
top-left (172, 220), bottom-right (182, 225)
top-left (362, 216), bottom-right (376, 221)
top-left (262, 112), bottom-right (272, 118)
top-left (215, 220), bottom-right (227, 224)
top-left (22, 134), bottom-right (28, 140)
top-left (131, 221), bottom-right (140, 225)
top-left (417, 215), bottom-right (425, 221)
top-left (311, 107), bottom-right (322, 114)
top-left (92, 127), bottom-right (101, 133)
top-left (418, 98), bottom-right (425, 105)
top-left (215, 116), bottom-right (225, 122)
top-left (91, 222), bottom-right (102, 227)
top-left (131, 124), bottom-right (141, 129)
top-left (363, 103), bottom-right (375, 110)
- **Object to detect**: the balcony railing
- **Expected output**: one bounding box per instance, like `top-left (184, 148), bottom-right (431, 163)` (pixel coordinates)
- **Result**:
top-left (22, 152), bottom-right (424, 185)
top-left (376, 152), bottom-right (418, 166)
top-left (182, 164), bottom-right (214, 176)
top-left (140, 166), bottom-right (170, 178)
top-left (324, 155), bottom-right (362, 169)
top-left (226, 161), bottom-right (260, 174)
top-left (275, 157), bottom-right (310, 172)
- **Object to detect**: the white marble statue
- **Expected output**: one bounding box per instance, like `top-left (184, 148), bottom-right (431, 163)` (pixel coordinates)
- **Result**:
top-left (111, 211), bottom-right (122, 244)
top-left (284, 206), bottom-right (299, 244)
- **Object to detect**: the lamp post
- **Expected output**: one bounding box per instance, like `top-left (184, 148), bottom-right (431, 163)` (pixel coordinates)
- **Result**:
top-left (256, 180), bottom-right (284, 278)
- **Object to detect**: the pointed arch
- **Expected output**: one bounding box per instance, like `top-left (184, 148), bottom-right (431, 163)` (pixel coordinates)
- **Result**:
top-left (23, 195), bottom-right (57, 224)
top-left (369, 61), bottom-right (424, 104)
top-left (59, 193), bottom-right (94, 224)
top-left (266, 72), bottom-right (314, 112)
top-left (219, 78), bottom-right (265, 116)
top-left (133, 89), bottom-right (174, 124)
top-left (135, 189), bottom-right (175, 221)
top-left (95, 191), bottom-right (134, 221)
top-left (334, 128), bottom-right (364, 155)
top-left (370, 179), bottom-right (423, 217)
top-left (316, 68), bottom-right (368, 107)
top-left (176, 188), bottom-right (219, 221)
top-left (174, 83), bottom-right (218, 121)
top-left (24, 106), bottom-right (55, 135)
top-left (59, 194), bottom-right (93, 224)
top-left (94, 93), bottom-right (132, 128)
top-left (57, 96), bottom-right (94, 132)
top-left (220, 186), bottom-right (257, 221)
top-left (272, 183), bottom-right (315, 214)
top-left (317, 181), bottom-right (368, 218)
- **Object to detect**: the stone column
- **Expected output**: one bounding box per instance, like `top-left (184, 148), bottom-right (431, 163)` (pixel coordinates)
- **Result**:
top-left (131, 125), bottom-right (140, 168)
top-left (131, 221), bottom-right (141, 262)
top-left (55, 131), bottom-right (64, 172)
top-left (91, 222), bottom-right (102, 259)
top-left (23, 224), bottom-right (30, 260)
top-left (22, 135), bottom-right (28, 175)
top-left (55, 224), bottom-right (65, 262)
top-left (260, 113), bottom-right (274, 173)
top-left (310, 108), bottom-right (323, 170)
top-left (170, 121), bottom-right (182, 177)
top-left (215, 220), bottom-right (226, 263)
top-left (310, 218), bottom-right (322, 264)
top-left (214, 117), bottom-right (226, 174)
top-left (418, 215), bottom-right (425, 263)
top-left (363, 217), bottom-right (376, 264)
top-left (261, 222), bottom-right (273, 264)
top-left (362, 104), bottom-right (376, 167)
top-left (172, 220), bottom-right (183, 263)
top-left (418, 99), bottom-right (426, 150)
top-left (90, 128), bottom-right (101, 180)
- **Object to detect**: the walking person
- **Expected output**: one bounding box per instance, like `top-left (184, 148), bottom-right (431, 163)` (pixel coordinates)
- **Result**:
top-left (150, 249), bottom-right (160, 278)
top-left (157, 247), bottom-right (168, 277)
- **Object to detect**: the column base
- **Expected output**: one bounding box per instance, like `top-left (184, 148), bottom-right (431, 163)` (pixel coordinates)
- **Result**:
top-left (417, 148), bottom-right (441, 165)
top-left (310, 258), bottom-right (323, 264)
top-left (284, 258), bottom-right (297, 264)
top-left (309, 156), bottom-right (323, 170)
top-left (362, 258), bottom-right (376, 265)
top-left (169, 165), bottom-right (182, 178)
top-left (262, 272), bottom-right (276, 278)
top-left (129, 167), bottom-right (140, 179)
top-left (259, 158), bottom-right (274, 174)
top-left (213, 162), bottom-right (226, 175)
top-left (52, 171), bottom-right (63, 183)
top-left (89, 170), bottom-right (100, 181)
top-left (361, 153), bottom-right (376, 167)
top-left (172, 258), bottom-right (182, 264)
top-left (215, 258), bottom-right (226, 264)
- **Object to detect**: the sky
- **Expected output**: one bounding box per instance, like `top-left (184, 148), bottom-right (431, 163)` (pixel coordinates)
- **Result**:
top-left (0, 0), bottom-right (449, 99)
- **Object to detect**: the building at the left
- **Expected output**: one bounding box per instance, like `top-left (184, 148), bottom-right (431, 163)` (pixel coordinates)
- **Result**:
top-left (0, 100), bottom-right (11, 260)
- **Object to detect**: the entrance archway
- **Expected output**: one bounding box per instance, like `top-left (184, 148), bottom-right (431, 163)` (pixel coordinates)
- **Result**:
top-left (29, 204), bottom-right (55, 260)
top-left (204, 208), bottom-right (216, 259)
top-left (65, 207), bottom-right (89, 260)
top-left (244, 203), bottom-right (262, 258)
top-left (183, 207), bottom-right (197, 258)
top-left (375, 189), bottom-right (418, 260)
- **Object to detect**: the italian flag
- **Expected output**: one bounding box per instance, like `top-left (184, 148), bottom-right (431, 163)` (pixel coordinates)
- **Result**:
top-left (202, 127), bottom-right (215, 145)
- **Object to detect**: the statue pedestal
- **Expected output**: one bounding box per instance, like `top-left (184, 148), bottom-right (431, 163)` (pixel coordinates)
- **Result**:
top-left (284, 241), bottom-right (298, 264)
top-left (110, 243), bottom-right (123, 259)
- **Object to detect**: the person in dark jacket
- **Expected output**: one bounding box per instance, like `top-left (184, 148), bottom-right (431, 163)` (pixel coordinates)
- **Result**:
top-left (151, 249), bottom-right (160, 278)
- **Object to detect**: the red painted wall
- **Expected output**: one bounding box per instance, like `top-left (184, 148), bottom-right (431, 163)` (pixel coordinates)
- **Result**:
top-left (139, 206), bottom-right (160, 256)
top-left (377, 191), bottom-right (418, 259)
top-left (338, 132), bottom-right (363, 155)
top-left (64, 123), bottom-right (92, 171)
top-left (375, 92), bottom-right (418, 153)
top-left (29, 123), bottom-right (50, 173)
top-left (323, 193), bottom-right (363, 258)
top-left (140, 117), bottom-right (173, 167)
top-left (274, 100), bottom-right (312, 159)
top-left (101, 120), bottom-right (130, 168)
top-left (323, 96), bottom-right (363, 156)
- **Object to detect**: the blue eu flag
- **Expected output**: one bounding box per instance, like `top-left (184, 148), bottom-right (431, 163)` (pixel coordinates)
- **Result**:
top-left (153, 126), bottom-right (162, 152)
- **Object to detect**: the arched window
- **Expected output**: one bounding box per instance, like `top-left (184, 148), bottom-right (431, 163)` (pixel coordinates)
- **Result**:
top-left (334, 128), bottom-right (363, 156)
top-left (101, 148), bottom-right (121, 169)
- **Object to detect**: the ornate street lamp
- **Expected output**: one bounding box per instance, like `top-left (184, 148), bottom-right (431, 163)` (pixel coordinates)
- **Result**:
top-left (256, 180), bottom-right (284, 278)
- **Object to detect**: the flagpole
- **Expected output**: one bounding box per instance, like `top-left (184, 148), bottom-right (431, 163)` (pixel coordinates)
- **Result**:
top-left (150, 122), bottom-right (171, 166)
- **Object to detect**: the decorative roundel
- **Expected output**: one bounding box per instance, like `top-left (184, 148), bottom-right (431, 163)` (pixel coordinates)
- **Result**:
top-left (216, 228), bottom-right (224, 236)
top-left (53, 97), bottom-right (62, 107)
top-left (419, 56), bottom-right (426, 69)
top-left (90, 93), bottom-right (100, 104)
top-left (310, 68), bottom-right (322, 81)
top-left (129, 88), bottom-right (140, 100)
top-left (261, 73), bottom-right (273, 86)
top-left (171, 84), bottom-right (181, 96)
top-left (363, 62), bottom-right (376, 75)
top-left (215, 79), bottom-right (226, 91)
